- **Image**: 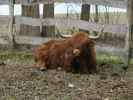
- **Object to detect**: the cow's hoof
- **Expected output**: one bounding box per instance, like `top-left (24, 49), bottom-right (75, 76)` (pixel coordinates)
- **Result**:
top-left (40, 67), bottom-right (47, 71)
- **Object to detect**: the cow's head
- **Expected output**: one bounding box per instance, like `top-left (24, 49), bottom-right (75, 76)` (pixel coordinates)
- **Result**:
top-left (63, 47), bottom-right (81, 72)
top-left (33, 45), bottom-right (48, 71)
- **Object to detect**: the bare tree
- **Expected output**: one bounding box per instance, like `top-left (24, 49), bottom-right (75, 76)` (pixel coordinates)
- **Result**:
top-left (94, 5), bottom-right (99, 23)
top-left (110, 9), bottom-right (121, 24)
top-left (42, 3), bottom-right (55, 37)
top-left (80, 4), bottom-right (90, 33)
top-left (94, 5), bottom-right (99, 35)
top-left (127, 0), bottom-right (133, 62)
top-left (104, 6), bottom-right (110, 24)
top-left (66, 4), bottom-right (80, 19)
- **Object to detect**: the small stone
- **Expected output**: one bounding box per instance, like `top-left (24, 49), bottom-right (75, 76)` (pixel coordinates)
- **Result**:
top-left (77, 88), bottom-right (82, 91)
top-left (104, 98), bottom-right (109, 100)
top-left (68, 83), bottom-right (74, 88)
top-left (110, 89), bottom-right (113, 93)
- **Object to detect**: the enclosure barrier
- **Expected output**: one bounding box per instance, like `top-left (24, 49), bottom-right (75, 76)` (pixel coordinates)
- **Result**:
top-left (0, 0), bottom-right (132, 66)
top-left (0, 0), bottom-right (127, 8)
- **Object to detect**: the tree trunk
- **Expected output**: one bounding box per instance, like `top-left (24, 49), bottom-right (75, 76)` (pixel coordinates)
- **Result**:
top-left (80, 4), bottom-right (90, 33)
top-left (127, 0), bottom-right (133, 59)
top-left (94, 5), bottom-right (99, 23)
top-left (42, 3), bottom-right (55, 37)
top-left (93, 5), bottom-right (99, 36)
top-left (20, 3), bottom-right (40, 36)
top-left (104, 6), bottom-right (109, 24)
top-left (9, 0), bottom-right (15, 48)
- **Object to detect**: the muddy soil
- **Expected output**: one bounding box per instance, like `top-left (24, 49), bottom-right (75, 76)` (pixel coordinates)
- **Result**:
top-left (0, 62), bottom-right (133, 100)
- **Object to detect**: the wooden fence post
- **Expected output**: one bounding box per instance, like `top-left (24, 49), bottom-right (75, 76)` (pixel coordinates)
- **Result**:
top-left (127, 0), bottom-right (133, 65)
top-left (8, 0), bottom-right (15, 48)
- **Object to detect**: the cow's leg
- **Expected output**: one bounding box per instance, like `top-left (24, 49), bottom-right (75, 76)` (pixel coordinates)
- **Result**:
top-left (63, 60), bottom-right (72, 72)
top-left (35, 61), bottom-right (47, 71)
top-left (71, 58), bottom-right (80, 73)
top-left (63, 53), bottom-right (73, 72)
top-left (87, 62), bottom-right (97, 74)
top-left (80, 60), bottom-right (89, 74)
top-left (63, 65), bottom-right (72, 72)
top-left (39, 62), bottom-right (47, 71)
top-left (89, 65), bottom-right (97, 74)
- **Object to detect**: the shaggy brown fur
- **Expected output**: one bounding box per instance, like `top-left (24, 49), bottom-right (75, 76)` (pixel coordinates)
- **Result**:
top-left (34, 32), bottom-right (97, 73)
top-left (34, 39), bottom-right (77, 71)
top-left (65, 32), bottom-right (97, 73)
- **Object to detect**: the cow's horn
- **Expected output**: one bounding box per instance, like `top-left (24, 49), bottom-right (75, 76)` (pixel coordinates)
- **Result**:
top-left (89, 25), bottom-right (104, 39)
top-left (58, 33), bottom-right (72, 38)
top-left (56, 28), bottom-right (72, 38)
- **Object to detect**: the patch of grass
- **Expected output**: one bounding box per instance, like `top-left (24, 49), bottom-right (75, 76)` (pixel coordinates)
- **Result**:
top-left (131, 59), bottom-right (133, 65)
top-left (0, 50), bottom-right (133, 65)
top-left (97, 54), bottom-right (133, 66)
top-left (97, 54), bottom-right (123, 64)
top-left (0, 50), bottom-right (33, 63)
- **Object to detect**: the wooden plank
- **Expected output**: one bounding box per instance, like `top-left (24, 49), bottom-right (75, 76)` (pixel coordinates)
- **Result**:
top-left (15, 16), bottom-right (41, 26)
top-left (15, 0), bottom-right (127, 8)
top-left (0, 0), bottom-right (9, 4)
top-left (0, 39), bottom-right (9, 45)
top-left (0, 16), bottom-right (10, 24)
top-left (96, 44), bottom-right (126, 56)
top-left (15, 36), bottom-right (127, 58)
top-left (15, 36), bottom-right (54, 45)
top-left (96, 44), bottom-right (129, 65)
top-left (15, 16), bottom-right (128, 34)
top-left (0, 36), bottom-right (9, 45)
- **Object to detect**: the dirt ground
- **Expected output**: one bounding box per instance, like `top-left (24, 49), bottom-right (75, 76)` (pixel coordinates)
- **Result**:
top-left (0, 60), bottom-right (133, 100)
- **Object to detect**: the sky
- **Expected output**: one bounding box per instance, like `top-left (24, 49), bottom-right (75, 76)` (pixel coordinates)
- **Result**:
top-left (0, 3), bottom-right (126, 15)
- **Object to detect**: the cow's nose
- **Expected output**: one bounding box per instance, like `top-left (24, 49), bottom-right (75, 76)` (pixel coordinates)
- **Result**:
top-left (73, 49), bottom-right (80, 56)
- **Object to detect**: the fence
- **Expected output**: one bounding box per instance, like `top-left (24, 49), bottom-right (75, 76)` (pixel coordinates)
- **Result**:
top-left (0, 0), bottom-right (132, 65)
top-left (0, 0), bottom-right (127, 8)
